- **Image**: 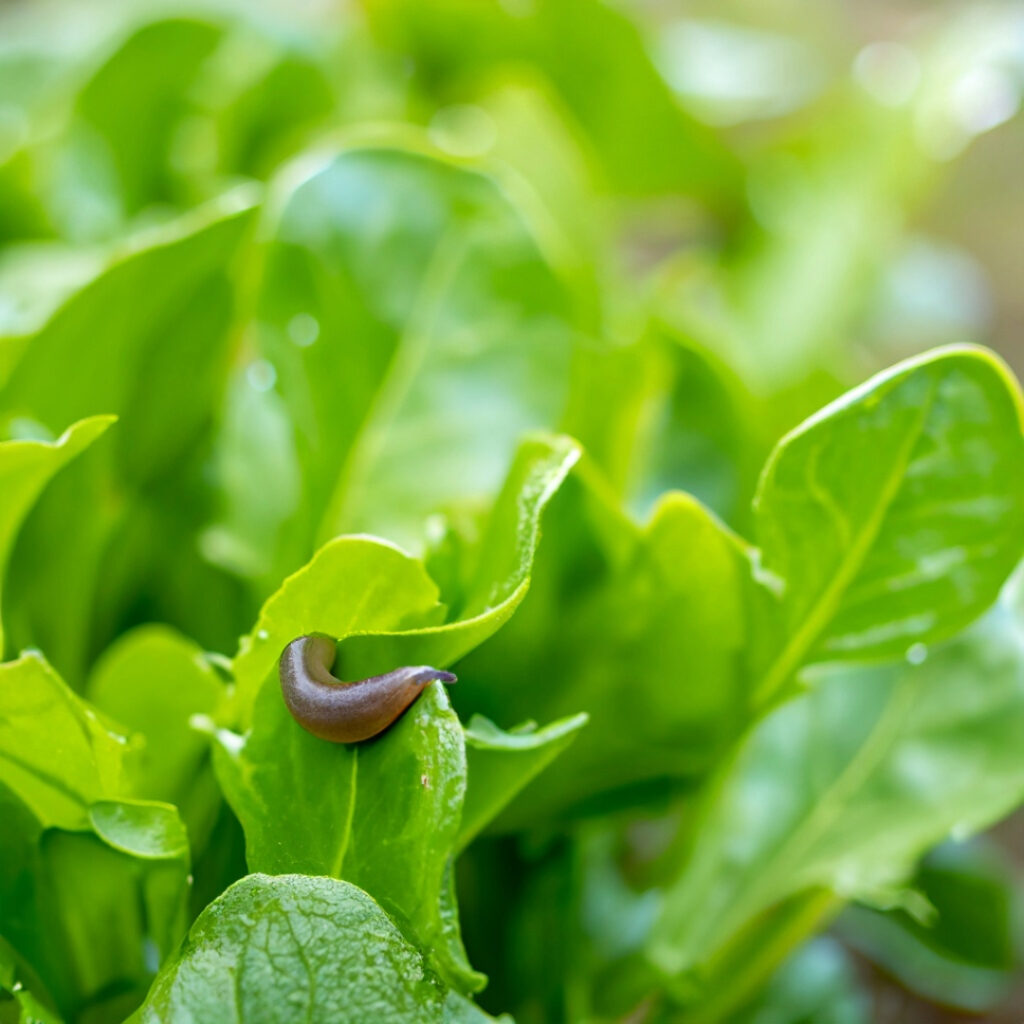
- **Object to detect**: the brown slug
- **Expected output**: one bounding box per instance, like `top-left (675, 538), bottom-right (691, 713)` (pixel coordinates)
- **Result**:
top-left (278, 633), bottom-right (456, 743)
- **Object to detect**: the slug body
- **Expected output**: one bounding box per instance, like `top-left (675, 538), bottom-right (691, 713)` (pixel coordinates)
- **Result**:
top-left (279, 633), bottom-right (456, 743)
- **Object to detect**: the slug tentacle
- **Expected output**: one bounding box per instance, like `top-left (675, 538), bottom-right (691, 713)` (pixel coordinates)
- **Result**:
top-left (279, 633), bottom-right (456, 743)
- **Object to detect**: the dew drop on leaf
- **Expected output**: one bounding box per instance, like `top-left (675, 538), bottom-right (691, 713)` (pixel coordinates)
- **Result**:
top-left (905, 642), bottom-right (928, 666)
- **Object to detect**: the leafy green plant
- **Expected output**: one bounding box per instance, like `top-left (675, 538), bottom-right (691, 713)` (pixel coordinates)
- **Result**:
top-left (2, 3), bottom-right (1024, 1022)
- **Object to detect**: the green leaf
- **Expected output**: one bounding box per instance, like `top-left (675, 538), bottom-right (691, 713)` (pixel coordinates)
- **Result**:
top-left (0, 194), bottom-right (259, 679)
top-left (0, 933), bottom-right (62, 1024)
top-left (0, 415), bottom-right (112, 651)
top-left (0, 652), bottom-right (128, 829)
top-left (231, 535), bottom-right (443, 720)
top-left (216, 434), bottom-right (583, 990)
top-left (0, 648), bottom-right (192, 1019)
top-left (621, 330), bottom-right (761, 528)
top-left (751, 345), bottom-right (1024, 707)
top-left (200, 365), bottom-right (301, 585)
top-left (459, 713), bottom-right (588, 849)
top-left (87, 626), bottom-right (225, 847)
top-left (733, 938), bottom-right (870, 1024)
top-left (212, 49), bottom-right (336, 179)
top-left (233, 433), bottom-right (579, 719)
top-left (648, 607), bottom-right (1024, 1005)
top-left (130, 873), bottom-right (488, 1024)
top-left (33, 799), bottom-right (190, 1020)
top-left (333, 434), bottom-right (580, 677)
top-left (837, 839), bottom-right (1018, 1013)
top-left (72, 18), bottom-right (224, 220)
top-left (0, 788), bottom-right (190, 1021)
top-left (253, 142), bottom-right (582, 566)
top-left (363, 0), bottom-right (741, 201)
top-left (0, 195), bottom-right (256, 478)
top-left (453, 472), bottom-right (750, 820)
top-left (215, 675), bottom-right (482, 993)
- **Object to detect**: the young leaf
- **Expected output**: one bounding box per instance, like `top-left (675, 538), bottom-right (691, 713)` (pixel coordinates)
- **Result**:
top-left (0, 415), bottom-right (113, 652)
top-left (337, 433), bottom-right (580, 677)
top-left (648, 607), bottom-right (1024, 1005)
top-left (129, 874), bottom-right (486, 1024)
top-left (231, 535), bottom-right (443, 719)
top-left (458, 713), bottom-right (588, 849)
top-left (751, 345), bottom-right (1024, 707)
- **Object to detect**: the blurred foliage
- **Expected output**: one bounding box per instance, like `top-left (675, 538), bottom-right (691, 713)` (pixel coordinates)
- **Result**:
top-left (1, 1), bottom-right (1024, 1022)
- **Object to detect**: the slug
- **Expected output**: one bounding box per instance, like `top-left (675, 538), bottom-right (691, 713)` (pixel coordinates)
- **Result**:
top-left (279, 633), bottom-right (456, 743)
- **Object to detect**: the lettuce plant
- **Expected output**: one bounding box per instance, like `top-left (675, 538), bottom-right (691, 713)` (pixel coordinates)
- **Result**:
top-left (1, 4), bottom-right (1023, 1023)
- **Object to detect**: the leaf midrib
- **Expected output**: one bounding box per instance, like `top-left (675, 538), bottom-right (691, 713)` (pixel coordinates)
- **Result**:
top-left (708, 669), bottom-right (922, 956)
top-left (330, 748), bottom-right (358, 879)
top-left (752, 377), bottom-right (937, 708)
top-left (316, 228), bottom-right (468, 544)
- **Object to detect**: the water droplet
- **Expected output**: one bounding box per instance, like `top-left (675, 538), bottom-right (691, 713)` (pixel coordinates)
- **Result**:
top-left (257, 629), bottom-right (269, 641)
top-left (287, 313), bottom-right (320, 348)
top-left (143, 938), bottom-right (160, 972)
top-left (246, 360), bottom-right (276, 392)
top-left (905, 642), bottom-right (927, 666)
top-left (950, 821), bottom-right (972, 842)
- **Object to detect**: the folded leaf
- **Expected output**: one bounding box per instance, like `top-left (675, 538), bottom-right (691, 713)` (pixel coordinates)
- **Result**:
top-left (129, 874), bottom-right (491, 1024)
top-left (231, 535), bottom-right (443, 719)
top-left (218, 437), bottom-right (586, 991)
top-left (337, 434), bottom-right (581, 676)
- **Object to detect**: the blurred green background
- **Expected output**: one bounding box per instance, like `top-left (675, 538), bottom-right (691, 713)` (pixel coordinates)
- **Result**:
top-left (2, 0), bottom-right (1023, 1020)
